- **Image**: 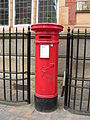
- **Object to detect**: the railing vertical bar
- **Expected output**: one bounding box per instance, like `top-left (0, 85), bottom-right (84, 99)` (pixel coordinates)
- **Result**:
top-left (64, 27), bottom-right (70, 108)
top-left (22, 28), bottom-right (24, 100)
top-left (27, 26), bottom-right (31, 104)
top-left (68, 29), bottom-right (74, 107)
top-left (80, 29), bottom-right (87, 111)
top-left (86, 29), bottom-right (90, 111)
top-left (9, 27), bottom-right (12, 101)
top-left (3, 27), bottom-right (6, 100)
top-left (16, 27), bottom-right (18, 101)
top-left (73, 29), bottom-right (79, 110)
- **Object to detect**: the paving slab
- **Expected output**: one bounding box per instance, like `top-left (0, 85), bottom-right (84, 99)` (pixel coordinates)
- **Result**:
top-left (0, 103), bottom-right (90, 120)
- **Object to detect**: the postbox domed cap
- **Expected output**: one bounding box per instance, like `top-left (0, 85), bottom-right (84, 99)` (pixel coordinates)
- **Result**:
top-left (31, 23), bottom-right (63, 32)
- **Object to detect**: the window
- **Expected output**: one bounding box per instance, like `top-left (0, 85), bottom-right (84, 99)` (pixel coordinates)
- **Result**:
top-left (37, 0), bottom-right (58, 23)
top-left (76, 0), bottom-right (90, 12)
top-left (13, 0), bottom-right (32, 25)
top-left (0, 0), bottom-right (9, 26)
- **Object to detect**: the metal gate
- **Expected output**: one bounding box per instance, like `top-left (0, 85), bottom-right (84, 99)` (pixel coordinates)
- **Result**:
top-left (64, 27), bottom-right (90, 115)
top-left (0, 27), bottom-right (31, 104)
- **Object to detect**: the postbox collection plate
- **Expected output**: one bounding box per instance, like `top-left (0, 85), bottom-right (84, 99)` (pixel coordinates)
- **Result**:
top-left (40, 44), bottom-right (49, 58)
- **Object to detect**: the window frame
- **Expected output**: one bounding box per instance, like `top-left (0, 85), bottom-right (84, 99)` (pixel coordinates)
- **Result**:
top-left (36, 0), bottom-right (59, 23)
top-left (0, 0), bottom-right (10, 27)
top-left (13, 0), bottom-right (33, 27)
top-left (76, 0), bottom-right (90, 13)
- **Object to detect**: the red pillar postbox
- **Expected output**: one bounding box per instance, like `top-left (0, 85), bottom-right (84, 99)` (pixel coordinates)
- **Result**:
top-left (31, 23), bottom-right (63, 112)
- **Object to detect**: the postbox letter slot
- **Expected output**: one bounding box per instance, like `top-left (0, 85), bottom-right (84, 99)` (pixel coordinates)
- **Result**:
top-left (39, 36), bottom-right (51, 40)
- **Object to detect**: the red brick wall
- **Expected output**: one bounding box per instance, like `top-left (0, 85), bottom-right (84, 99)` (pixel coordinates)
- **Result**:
top-left (65, 0), bottom-right (76, 25)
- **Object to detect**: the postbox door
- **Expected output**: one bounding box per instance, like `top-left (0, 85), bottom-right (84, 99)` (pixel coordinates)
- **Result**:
top-left (39, 62), bottom-right (55, 94)
top-left (35, 43), bottom-right (58, 97)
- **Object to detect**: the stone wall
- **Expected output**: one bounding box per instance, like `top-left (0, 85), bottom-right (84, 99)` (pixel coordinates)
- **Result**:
top-left (0, 34), bottom-right (67, 77)
top-left (0, 33), bottom-right (90, 78)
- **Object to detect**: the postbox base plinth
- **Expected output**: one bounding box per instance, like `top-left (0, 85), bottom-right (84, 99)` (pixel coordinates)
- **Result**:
top-left (35, 95), bottom-right (57, 112)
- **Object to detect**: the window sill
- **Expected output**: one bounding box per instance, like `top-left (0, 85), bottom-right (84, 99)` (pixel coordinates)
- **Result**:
top-left (0, 26), bottom-right (9, 28)
top-left (76, 10), bottom-right (90, 13)
top-left (13, 24), bottom-right (31, 27)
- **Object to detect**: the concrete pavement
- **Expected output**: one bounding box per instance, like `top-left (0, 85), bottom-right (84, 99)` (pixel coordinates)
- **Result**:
top-left (0, 103), bottom-right (90, 120)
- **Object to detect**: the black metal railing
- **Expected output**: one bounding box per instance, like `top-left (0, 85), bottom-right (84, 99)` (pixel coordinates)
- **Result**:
top-left (64, 28), bottom-right (90, 115)
top-left (0, 27), bottom-right (31, 104)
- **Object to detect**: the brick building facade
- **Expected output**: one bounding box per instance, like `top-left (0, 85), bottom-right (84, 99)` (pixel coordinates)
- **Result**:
top-left (0, 0), bottom-right (90, 32)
